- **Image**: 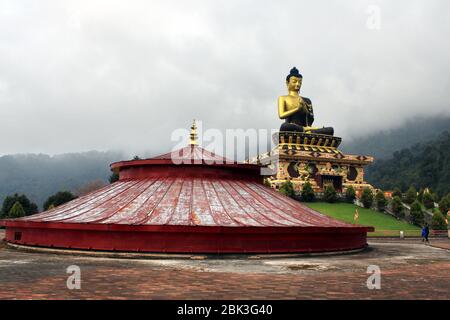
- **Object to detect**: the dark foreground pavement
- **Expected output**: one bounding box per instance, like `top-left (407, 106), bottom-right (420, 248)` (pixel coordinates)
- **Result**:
top-left (0, 230), bottom-right (449, 300)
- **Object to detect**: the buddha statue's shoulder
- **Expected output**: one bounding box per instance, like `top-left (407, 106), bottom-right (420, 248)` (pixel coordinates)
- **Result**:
top-left (278, 94), bottom-right (303, 101)
top-left (279, 95), bottom-right (311, 103)
top-left (301, 96), bottom-right (312, 106)
top-left (278, 95), bottom-right (291, 107)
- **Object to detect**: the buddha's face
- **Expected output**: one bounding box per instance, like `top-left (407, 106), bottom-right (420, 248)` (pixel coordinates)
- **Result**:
top-left (287, 76), bottom-right (302, 92)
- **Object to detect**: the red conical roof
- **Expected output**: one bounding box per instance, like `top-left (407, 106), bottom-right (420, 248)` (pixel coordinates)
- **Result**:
top-left (17, 177), bottom-right (355, 228)
top-left (0, 142), bottom-right (373, 253)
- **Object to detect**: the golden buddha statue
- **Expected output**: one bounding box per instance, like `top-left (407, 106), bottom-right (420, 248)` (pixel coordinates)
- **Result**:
top-left (278, 67), bottom-right (334, 135)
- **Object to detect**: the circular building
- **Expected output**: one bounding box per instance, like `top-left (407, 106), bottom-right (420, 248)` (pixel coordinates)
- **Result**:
top-left (0, 129), bottom-right (373, 254)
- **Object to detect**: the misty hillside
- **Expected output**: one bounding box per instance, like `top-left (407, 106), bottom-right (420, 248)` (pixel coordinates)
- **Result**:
top-left (365, 131), bottom-right (450, 197)
top-left (340, 116), bottom-right (450, 159)
top-left (0, 151), bottom-right (124, 210)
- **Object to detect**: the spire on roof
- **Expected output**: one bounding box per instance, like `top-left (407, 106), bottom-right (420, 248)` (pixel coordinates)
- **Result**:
top-left (189, 120), bottom-right (198, 146)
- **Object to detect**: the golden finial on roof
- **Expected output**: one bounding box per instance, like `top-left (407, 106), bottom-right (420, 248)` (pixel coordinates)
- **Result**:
top-left (189, 120), bottom-right (198, 146)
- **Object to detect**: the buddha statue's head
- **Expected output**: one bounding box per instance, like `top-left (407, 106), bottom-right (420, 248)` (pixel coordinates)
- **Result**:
top-left (286, 67), bottom-right (303, 93)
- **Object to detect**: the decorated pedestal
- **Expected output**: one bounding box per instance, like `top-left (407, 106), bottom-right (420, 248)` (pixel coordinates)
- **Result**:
top-left (254, 131), bottom-right (374, 196)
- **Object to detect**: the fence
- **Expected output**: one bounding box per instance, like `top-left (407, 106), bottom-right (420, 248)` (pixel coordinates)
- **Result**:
top-left (369, 229), bottom-right (448, 238)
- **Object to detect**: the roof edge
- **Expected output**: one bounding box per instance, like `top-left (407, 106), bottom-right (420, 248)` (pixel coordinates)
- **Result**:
top-left (110, 159), bottom-right (262, 171)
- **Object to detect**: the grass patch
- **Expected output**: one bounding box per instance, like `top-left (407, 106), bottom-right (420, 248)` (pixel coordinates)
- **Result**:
top-left (305, 202), bottom-right (421, 237)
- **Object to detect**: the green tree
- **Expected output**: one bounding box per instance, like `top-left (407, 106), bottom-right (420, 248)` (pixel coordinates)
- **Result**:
top-left (323, 185), bottom-right (337, 203)
top-left (345, 186), bottom-right (356, 203)
top-left (404, 186), bottom-right (417, 204)
top-left (1, 194), bottom-right (38, 218)
top-left (391, 196), bottom-right (404, 218)
top-left (375, 191), bottom-right (387, 211)
top-left (422, 191), bottom-right (435, 209)
top-left (431, 211), bottom-right (447, 230)
top-left (109, 172), bottom-right (119, 184)
top-left (438, 193), bottom-right (450, 215)
top-left (279, 180), bottom-right (295, 198)
top-left (300, 182), bottom-right (315, 202)
top-left (43, 191), bottom-right (77, 211)
top-left (417, 188), bottom-right (424, 203)
top-left (361, 188), bottom-right (374, 209)
top-left (410, 200), bottom-right (424, 226)
top-left (8, 201), bottom-right (26, 218)
top-left (392, 188), bottom-right (402, 199)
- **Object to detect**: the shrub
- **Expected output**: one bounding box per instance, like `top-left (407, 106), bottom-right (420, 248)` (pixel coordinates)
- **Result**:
top-left (361, 188), bottom-right (374, 209)
top-left (43, 191), bottom-right (77, 211)
top-left (8, 201), bottom-right (26, 218)
top-left (323, 185), bottom-right (338, 203)
top-left (1, 193), bottom-right (38, 218)
top-left (438, 193), bottom-right (450, 215)
top-left (345, 186), bottom-right (356, 203)
top-left (422, 192), bottom-right (435, 209)
top-left (391, 196), bottom-right (404, 218)
top-left (417, 188), bottom-right (424, 203)
top-left (410, 200), bottom-right (424, 226)
top-left (300, 182), bottom-right (315, 202)
top-left (109, 172), bottom-right (119, 184)
top-left (375, 191), bottom-right (387, 211)
top-left (431, 211), bottom-right (447, 230)
top-left (404, 186), bottom-right (417, 204)
top-left (279, 180), bottom-right (295, 198)
top-left (392, 188), bottom-right (402, 199)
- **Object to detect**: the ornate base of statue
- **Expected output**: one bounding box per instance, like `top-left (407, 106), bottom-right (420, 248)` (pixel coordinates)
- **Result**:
top-left (251, 131), bottom-right (374, 195)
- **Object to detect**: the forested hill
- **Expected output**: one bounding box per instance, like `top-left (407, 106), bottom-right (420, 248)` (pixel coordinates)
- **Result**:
top-left (365, 131), bottom-right (450, 197)
top-left (341, 115), bottom-right (450, 159)
top-left (0, 151), bottom-right (124, 210)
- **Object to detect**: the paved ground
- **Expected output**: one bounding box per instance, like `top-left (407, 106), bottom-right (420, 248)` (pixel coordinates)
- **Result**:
top-left (0, 230), bottom-right (449, 300)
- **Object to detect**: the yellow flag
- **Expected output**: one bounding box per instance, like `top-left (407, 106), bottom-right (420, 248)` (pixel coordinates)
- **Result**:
top-left (354, 208), bottom-right (359, 222)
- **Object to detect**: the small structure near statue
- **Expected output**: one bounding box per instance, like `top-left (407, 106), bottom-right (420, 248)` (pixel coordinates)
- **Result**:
top-left (251, 67), bottom-right (374, 196)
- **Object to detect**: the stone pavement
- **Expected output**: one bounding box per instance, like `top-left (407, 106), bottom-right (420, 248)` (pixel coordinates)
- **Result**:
top-left (0, 233), bottom-right (448, 300)
top-left (428, 239), bottom-right (450, 250)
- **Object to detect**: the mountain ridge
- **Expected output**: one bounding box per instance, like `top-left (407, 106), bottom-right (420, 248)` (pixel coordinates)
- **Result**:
top-left (340, 115), bottom-right (450, 159)
top-left (0, 150), bottom-right (125, 210)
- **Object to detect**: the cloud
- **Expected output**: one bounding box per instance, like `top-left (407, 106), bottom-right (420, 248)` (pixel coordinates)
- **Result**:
top-left (0, 0), bottom-right (449, 157)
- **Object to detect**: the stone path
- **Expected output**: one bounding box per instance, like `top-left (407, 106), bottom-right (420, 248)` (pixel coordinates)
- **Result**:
top-left (0, 233), bottom-right (448, 300)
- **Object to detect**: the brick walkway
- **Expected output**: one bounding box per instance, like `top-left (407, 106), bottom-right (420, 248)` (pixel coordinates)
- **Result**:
top-left (429, 239), bottom-right (450, 250)
top-left (0, 236), bottom-right (449, 300)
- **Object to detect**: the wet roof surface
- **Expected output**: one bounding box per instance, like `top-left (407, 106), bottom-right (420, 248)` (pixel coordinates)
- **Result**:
top-left (18, 178), bottom-right (360, 228)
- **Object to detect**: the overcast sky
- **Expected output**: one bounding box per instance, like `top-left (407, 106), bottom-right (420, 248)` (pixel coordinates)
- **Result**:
top-left (0, 0), bottom-right (449, 157)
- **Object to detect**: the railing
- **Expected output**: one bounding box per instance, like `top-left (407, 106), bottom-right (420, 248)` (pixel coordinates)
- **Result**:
top-left (369, 229), bottom-right (449, 238)
top-left (369, 230), bottom-right (421, 237)
top-left (430, 230), bottom-right (449, 237)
